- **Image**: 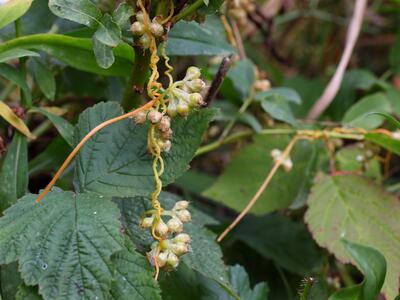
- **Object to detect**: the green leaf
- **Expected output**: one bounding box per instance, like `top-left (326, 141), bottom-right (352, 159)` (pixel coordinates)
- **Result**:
top-left (94, 14), bottom-right (121, 47)
top-left (255, 87), bottom-right (302, 104)
top-left (0, 48), bottom-right (38, 63)
top-left (0, 132), bottom-right (28, 212)
top-left (365, 133), bottom-right (400, 155)
top-left (227, 58), bottom-right (255, 98)
top-left (203, 136), bottom-right (320, 214)
top-left (389, 33), bottom-right (400, 74)
top-left (112, 3), bottom-right (134, 28)
top-left (48, 0), bottom-right (101, 28)
top-left (110, 240), bottom-right (162, 300)
top-left (198, 0), bottom-right (225, 14)
top-left (15, 284), bottom-right (41, 300)
top-left (0, 189), bottom-right (123, 300)
top-left (74, 102), bottom-right (215, 198)
top-left (366, 112), bottom-right (400, 129)
top-left (0, 0), bottom-right (33, 29)
top-left (31, 58), bottom-right (56, 101)
top-left (335, 146), bottom-right (381, 181)
top-left (92, 36), bottom-right (115, 69)
top-left (0, 263), bottom-right (23, 300)
top-left (115, 192), bottom-right (229, 285)
top-left (0, 34), bottom-right (134, 76)
top-left (305, 174), bottom-right (400, 299)
top-left (30, 108), bottom-right (74, 147)
top-left (260, 97), bottom-right (298, 126)
top-left (233, 214), bottom-right (321, 275)
top-left (0, 63), bottom-right (31, 106)
top-left (328, 240), bottom-right (386, 300)
top-left (229, 265), bottom-right (269, 300)
top-left (166, 20), bottom-right (236, 56)
top-left (342, 93), bottom-right (392, 130)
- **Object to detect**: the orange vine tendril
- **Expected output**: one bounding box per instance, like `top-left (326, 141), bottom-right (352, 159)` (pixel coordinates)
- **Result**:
top-left (35, 100), bottom-right (155, 203)
top-left (217, 136), bottom-right (300, 242)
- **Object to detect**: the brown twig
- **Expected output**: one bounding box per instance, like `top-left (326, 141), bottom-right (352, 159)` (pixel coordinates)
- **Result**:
top-left (231, 19), bottom-right (246, 59)
top-left (217, 136), bottom-right (300, 242)
top-left (204, 55), bottom-right (234, 105)
top-left (36, 100), bottom-right (155, 203)
top-left (307, 0), bottom-right (367, 120)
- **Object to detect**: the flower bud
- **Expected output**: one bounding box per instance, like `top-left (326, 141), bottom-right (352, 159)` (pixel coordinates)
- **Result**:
top-left (283, 158), bottom-right (293, 172)
top-left (176, 209), bottom-right (191, 222)
top-left (147, 110), bottom-right (163, 123)
top-left (166, 252), bottom-right (179, 268)
top-left (167, 100), bottom-right (178, 117)
top-left (253, 79), bottom-right (271, 92)
top-left (167, 217), bottom-right (183, 233)
top-left (173, 233), bottom-right (191, 244)
top-left (140, 216), bottom-right (154, 228)
top-left (270, 149), bottom-right (282, 159)
top-left (161, 128), bottom-right (173, 140)
top-left (185, 79), bottom-right (206, 92)
top-left (177, 102), bottom-right (189, 117)
top-left (136, 11), bottom-right (144, 23)
top-left (139, 34), bottom-right (151, 49)
top-left (130, 21), bottom-right (144, 35)
top-left (133, 111), bottom-right (147, 124)
top-left (184, 66), bottom-right (201, 81)
top-left (150, 21), bottom-right (164, 37)
top-left (155, 220), bottom-right (169, 237)
top-left (162, 140), bottom-right (172, 152)
top-left (189, 93), bottom-right (203, 107)
top-left (173, 200), bottom-right (189, 211)
top-left (156, 251), bottom-right (168, 267)
top-left (158, 116), bottom-right (171, 132)
top-left (171, 243), bottom-right (189, 256)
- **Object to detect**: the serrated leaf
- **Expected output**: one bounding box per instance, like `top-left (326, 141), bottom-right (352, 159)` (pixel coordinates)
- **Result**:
top-left (305, 174), bottom-right (400, 299)
top-left (0, 48), bottom-right (39, 63)
top-left (115, 192), bottom-right (229, 285)
top-left (0, 132), bottom-right (28, 212)
top-left (0, 101), bottom-right (33, 139)
top-left (0, 0), bottom-right (33, 29)
top-left (342, 93), bottom-right (392, 130)
top-left (110, 240), bottom-right (162, 300)
top-left (229, 265), bottom-right (269, 300)
top-left (0, 64), bottom-right (31, 107)
top-left (112, 3), bottom-right (134, 28)
top-left (92, 36), bottom-right (115, 69)
top-left (203, 136), bottom-right (320, 214)
top-left (233, 214), bottom-right (321, 275)
top-left (74, 102), bottom-right (215, 198)
top-left (166, 20), bottom-right (236, 56)
top-left (31, 58), bottom-right (56, 101)
top-left (0, 189), bottom-right (123, 300)
top-left (328, 240), bottom-right (386, 300)
top-left (0, 34), bottom-right (134, 76)
top-left (30, 107), bottom-right (74, 146)
top-left (94, 14), bottom-right (121, 47)
top-left (48, 0), bottom-right (101, 28)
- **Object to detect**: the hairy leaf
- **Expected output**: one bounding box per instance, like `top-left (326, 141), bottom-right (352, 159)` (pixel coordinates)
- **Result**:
top-left (0, 0), bottom-right (33, 29)
top-left (0, 189), bottom-right (123, 300)
top-left (305, 174), bottom-right (400, 299)
top-left (74, 102), bottom-right (215, 197)
top-left (0, 34), bottom-right (133, 76)
top-left (203, 136), bottom-right (320, 214)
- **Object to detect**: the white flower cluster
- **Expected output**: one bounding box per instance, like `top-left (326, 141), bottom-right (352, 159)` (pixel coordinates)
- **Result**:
top-left (141, 201), bottom-right (192, 269)
top-left (271, 149), bottom-right (293, 172)
top-left (166, 66), bottom-right (206, 117)
top-left (130, 12), bottom-right (164, 49)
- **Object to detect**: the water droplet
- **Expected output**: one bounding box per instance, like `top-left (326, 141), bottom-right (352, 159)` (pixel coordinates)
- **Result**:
top-left (99, 195), bottom-right (104, 198)
top-left (42, 263), bottom-right (48, 270)
top-left (93, 211), bottom-right (97, 215)
top-left (122, 276), bottom-right (127, 281)
top-left (95, 297), bottom-right (99, 300)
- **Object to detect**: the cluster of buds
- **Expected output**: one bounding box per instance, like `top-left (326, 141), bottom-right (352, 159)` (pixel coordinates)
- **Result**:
top-left (167, 66), bottom-right (206, 117)
top-left (271, 149), bottom-right (293, 172)
top-left (228, 0), bottom-right (256, 26)
top-left (253, 68), bottom-right (271, 92)
top-left (141, 201), bottom-right (192, 270)
top-left (130, 12), bottom-right (164, 49)
top-left (133, 109), bottom-right (173, 153)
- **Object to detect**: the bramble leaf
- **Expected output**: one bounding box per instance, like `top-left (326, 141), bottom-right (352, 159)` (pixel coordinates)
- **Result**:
top-left (74, 102), bottom-right (215, 198)
top-left (305, 174), bottom-right (400, 299)
top-left (0, 189), bottom-right (123, 300)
